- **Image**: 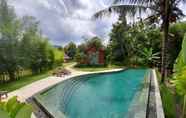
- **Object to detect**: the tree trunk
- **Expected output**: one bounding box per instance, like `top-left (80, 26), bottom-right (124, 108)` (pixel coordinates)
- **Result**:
top-left (161, 0), bottom-right (170, 83)
top-left (182, 95), bottom-right (186, 118)
top-left (8, 70), bottom-right (16, 81)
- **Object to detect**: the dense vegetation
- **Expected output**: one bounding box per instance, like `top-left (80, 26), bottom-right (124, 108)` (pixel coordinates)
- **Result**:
top-left (108, 16), bottom-right (161, 66)
top-left (0, 0), bottom-right (186, 117)
top-left (75, 36), bottom-right (104, 66)
top-left (64, 42), bottom-right (77, 60)
top-left (0, 97), bottom-right (32, 118)
top-left (173, 34), bottom-right (186, 118)
top-left (62, 17), bottom-right (186, 118)
top-left (0, 0), bottom-right (64, 83)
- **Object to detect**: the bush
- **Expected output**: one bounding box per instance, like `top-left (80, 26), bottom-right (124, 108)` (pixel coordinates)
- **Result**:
top-left (0, 97), bottom-right (33, 118)
top-left (160, 85), bottom-right (176, 118)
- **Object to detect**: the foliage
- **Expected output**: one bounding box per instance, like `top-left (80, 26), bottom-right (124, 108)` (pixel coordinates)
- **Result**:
top-left (139, 48), bottom-right (160, 66)
top-left (0, 97), bottom-right (32, 118)
top-left (0, 0), bottom-right (64, 83)
top-left (64, 42), bottom-right (77, 59)
top-left (174, 68), bottom-right (186, 96)
top-left (174, 33), bottom-right (186, 72)
top-left (75, 37), bottom-right (104, 65)
top-left (155, 70), bottom-right (176, 118)
top-left (85, 37), bottom-right (103, 49)
top-left (173, 67), bottom-right (186, 118)
top-left (108, 18), bottom-right (161, 67)
top-left (109, 16), bottom-right (129, 62)
top-left (52, 48), bottom-right (64, 66)
top-left (160, 84), bottom-right (176, 118)
top-left (166, 22), bottom-right (186, 69)
top-left (173, 34), bottom-right (186, 118)
top-left (0, 0), bottom-right (22, 81)
top-left (94, 0), bottom-right (186, 82)
top-left (127, 22), bottom-right (161, 66)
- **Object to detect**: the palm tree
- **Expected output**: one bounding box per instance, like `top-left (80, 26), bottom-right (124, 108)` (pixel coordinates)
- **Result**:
top-left (93, 0), bottom-right (185, 83)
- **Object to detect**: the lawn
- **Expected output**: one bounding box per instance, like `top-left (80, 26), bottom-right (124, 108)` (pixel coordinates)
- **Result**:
top-left (73, 64), bottom-right (124, 72)
top-left (156, 70), bottom-right (177, 118)
top-left (0, 71), bottom-right (51, 92)
top-left (0, 63), bottom-right (67, 92)
top-left (0, 62), bottom-right (123, 92)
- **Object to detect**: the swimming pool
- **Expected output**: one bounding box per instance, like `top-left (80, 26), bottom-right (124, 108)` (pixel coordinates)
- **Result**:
top-left (34, 69), bottom-right (150, 118)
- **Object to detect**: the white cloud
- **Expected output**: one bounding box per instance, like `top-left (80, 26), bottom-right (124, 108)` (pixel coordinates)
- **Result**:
top-left (8, 0), bottom-right (118, 46)
top-left (7, 0), bottom-right (186, 45)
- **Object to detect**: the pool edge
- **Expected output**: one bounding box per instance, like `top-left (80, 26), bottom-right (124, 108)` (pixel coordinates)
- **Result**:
top-left (30, 68), bottom-right (165, 118)
top-left (146, 69), bottom-right (165, 118)
top-left (31, 68), bottom-right (127, 118)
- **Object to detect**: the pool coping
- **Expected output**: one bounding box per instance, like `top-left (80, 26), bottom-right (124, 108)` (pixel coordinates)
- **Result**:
top-left (146, 69), bottom-right (165, 118)
top-left (30, 68), bottom-right (126, 118)
top-left (30, 68), bottom-right (165, 118)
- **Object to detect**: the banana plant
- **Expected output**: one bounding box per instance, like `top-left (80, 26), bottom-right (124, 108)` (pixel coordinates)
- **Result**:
top-left (173, 67), bottom-right (186, 118)
top-left (0, 97), bottom-right (33, 118)
top-left (174, 34), bottom-right (186, 73)
top-left (139, 48), bottom-right (160, 67)
top-left (173, 34), bottom-right (186, 118)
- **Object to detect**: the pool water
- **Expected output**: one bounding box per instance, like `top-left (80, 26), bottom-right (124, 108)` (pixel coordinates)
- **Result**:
top-left (35, 69), bottom-right (148, 118)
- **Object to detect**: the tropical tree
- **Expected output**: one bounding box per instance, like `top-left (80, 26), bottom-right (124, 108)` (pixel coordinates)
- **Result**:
top-left (139, 48), bottom-right (160, 67)
top-left (0, 0), bottom-right (22, 81)
top-left (85, 36), bottom-right (103, 49)
top-left (168, 22), bottom-right (186, 70)
top-left (52, 47), bottom-right (64, 67)
top-left (64, 42), bottom-right (77, 60)
top-left (174, 33), bottom-right (186, 73)
top-left (93, 0), bottom-right (185, 82)
top-left (109, 15), bottom-right (130, 63)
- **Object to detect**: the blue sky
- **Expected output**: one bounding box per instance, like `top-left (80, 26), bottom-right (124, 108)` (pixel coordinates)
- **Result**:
top-left (9, 0), bottom-right (186, 46)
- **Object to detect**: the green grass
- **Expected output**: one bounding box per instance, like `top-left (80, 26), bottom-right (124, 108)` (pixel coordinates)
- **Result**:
top-left (160, 84), bottom-right (176, 118)
top-left (0, 62), bottom-right (122, 92)
top-left (156, 69), bottom-right (176, 118)
top-left (73, 64), bottom-right (124, 72)
top-left (63, 62), bottom-right (76, 67)
top-left (0, 71), bottom-right (51, 92)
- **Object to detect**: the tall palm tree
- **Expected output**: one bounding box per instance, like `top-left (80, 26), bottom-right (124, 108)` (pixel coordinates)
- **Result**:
top-left (93, 0), bottom-right (185, 83)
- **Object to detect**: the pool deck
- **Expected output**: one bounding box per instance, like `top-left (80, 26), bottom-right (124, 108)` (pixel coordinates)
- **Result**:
top-left (5, 66), bottom-right (165, 118)
top-left (7, 64), bottom-right (124, 102)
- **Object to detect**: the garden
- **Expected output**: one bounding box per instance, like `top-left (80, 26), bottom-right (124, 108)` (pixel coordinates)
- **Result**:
top-left (0, 0), bottom-right (186, 118)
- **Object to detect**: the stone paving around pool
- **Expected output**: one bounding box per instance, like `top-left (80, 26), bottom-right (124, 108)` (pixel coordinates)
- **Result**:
top-left (5, 65), bottom-right (164, 118)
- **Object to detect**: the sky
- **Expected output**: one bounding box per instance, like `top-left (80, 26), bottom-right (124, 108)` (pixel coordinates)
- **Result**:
top-left (8, 0), bottom-right (186, 46)
top-left (9, 0), bottom-right (119, 46)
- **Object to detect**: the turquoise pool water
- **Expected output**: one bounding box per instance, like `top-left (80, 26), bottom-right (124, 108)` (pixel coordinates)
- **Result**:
top-left (35, 69), bottom-right (148, 118)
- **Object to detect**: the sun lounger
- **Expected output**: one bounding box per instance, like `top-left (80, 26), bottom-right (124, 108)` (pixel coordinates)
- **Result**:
top-left (0, 91), bottom-right (8, 101)
top-left (53, 68), bottom-right (71, 77)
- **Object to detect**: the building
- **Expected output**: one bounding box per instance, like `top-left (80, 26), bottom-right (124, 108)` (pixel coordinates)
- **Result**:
top-left (64, 54), bottom-right (70, 62)
top-left (79, 46), bottom-right (105, 65)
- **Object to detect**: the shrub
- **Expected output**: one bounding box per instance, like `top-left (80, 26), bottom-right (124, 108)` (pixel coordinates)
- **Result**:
top-left (0, 97), bottom-right (33, 118)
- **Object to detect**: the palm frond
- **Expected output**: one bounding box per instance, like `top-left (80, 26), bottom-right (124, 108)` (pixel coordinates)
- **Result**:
top-left (144, 13), bottom-right (161, 24)
top-left (113, 0), bottom-right (156, 5)
top-left (93, 4), bottom-right (147, 19)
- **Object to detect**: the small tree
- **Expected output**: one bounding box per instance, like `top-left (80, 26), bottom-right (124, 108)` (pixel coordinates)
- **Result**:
top-left (64, 42), bottom-right (77, 60)
top-left (109, 15), bottom-right (130, 63)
